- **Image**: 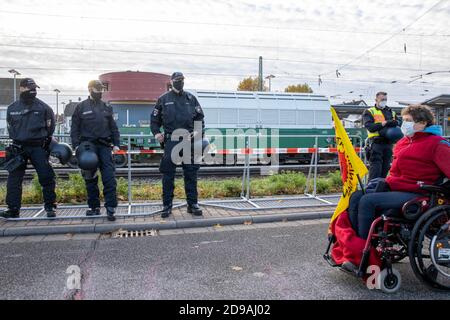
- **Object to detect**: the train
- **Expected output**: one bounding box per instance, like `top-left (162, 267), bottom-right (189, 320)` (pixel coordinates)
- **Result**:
top-left (4, 68), bottom-right (447, 169)
top-left (104, 90), bottom-right (367, 167)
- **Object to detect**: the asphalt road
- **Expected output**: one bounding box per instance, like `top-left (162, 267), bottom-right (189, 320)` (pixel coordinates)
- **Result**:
top-left (0, 220), bottom-right (449, 300)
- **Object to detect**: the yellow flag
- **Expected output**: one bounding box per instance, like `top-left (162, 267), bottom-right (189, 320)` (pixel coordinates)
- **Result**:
top-left (329, 107), bottom-right (368, 225)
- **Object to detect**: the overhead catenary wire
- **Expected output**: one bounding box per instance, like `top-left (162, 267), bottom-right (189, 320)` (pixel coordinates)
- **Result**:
top-left (1, 66), bottom-right (450, 88)
top-left (0, 3), bottom-right (448, 96)
top-left (320, 0), bottom-right (448, 77)
top-left (0, 9), bottom-right (449, 37)
top-left (0, 3), bottom-right (448, 80)
top-left (1, 33), bottom-right (449, 61)
top-left (0, 43), bottom-right (447, 74)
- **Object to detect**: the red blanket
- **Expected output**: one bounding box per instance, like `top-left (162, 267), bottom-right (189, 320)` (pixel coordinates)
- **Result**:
top-left (330, 211), bottom-right (382, 268)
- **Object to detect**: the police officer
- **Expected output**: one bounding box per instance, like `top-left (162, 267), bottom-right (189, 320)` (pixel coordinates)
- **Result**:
top-left (151, 72), bottom-right (205, 218)
top-left (0, 78), bottom-right (57, 218)
top-left (71, 80), bottom-right (120, 221)
top-left (363, 91), bottom-right (401, 181)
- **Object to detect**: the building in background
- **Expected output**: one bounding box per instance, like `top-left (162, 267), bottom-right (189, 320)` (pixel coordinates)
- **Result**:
top-left (63, 71), bottom-right (170, 132)
top-left (0, 77), bottom-right (21, 136)
top-left (100, 71), bottom-right (170, 130)
top-left (62, 99), bottom-right (81, 134)
top-left (63, 71), bottom-right (170, 151)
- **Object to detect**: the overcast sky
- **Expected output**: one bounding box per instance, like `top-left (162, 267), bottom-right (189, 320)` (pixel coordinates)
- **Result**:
top-left (1, 0), bottom-right (449, 110)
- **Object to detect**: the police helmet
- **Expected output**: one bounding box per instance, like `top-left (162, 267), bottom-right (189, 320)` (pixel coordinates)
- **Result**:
top-left (76, 141), bottom-right (98, 170)
top-left (385, 127), bottom-right (404, 143)
top-left (49, 140), bottom-right (73, 165)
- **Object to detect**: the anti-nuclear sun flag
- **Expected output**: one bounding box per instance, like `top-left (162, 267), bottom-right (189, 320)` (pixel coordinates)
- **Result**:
top-left (329, 107), bottom-right (368, 226)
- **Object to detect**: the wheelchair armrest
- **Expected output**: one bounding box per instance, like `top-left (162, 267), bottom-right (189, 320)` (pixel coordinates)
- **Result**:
top-left (401, 197), bottom-right (429, 221)
top-left (420, 179), bottom-right (450, 198)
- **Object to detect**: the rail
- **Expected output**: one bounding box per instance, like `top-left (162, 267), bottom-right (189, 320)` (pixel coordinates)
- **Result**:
top-left (0, 133), bottom-right (366, 218)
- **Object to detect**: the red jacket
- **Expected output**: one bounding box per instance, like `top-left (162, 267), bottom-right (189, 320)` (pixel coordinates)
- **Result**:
top-left (386, 126), bottom-right (450, 193)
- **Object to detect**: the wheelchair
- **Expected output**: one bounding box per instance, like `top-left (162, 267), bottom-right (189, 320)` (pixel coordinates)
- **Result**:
top-left (324, 180), bottom-right (450, 293)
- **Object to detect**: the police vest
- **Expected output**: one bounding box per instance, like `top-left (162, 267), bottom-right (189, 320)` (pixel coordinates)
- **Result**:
top-left (367, 107), bottom-right (396, 138)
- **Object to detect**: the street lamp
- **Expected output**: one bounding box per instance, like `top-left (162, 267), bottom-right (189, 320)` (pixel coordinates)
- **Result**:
top-left (54, 89), bottom-right (61, 134)
top-left (8, 69), bottom-right (21, 102)
top-left (265, 74), bottom-right (275, 92)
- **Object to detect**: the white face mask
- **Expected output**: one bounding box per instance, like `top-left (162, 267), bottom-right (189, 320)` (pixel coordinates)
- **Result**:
top-left (378, 100), bottom-right (387, 109)
top-left (401, 121), bottom-right (416, 137)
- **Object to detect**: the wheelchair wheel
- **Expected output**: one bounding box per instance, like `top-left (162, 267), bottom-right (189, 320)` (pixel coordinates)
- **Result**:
top-left (409, 205), bottom-right (450, 290)
top-left (430, 224), bottom-right (450, 280)
top-left (378, 268), bottom-right (402, 294)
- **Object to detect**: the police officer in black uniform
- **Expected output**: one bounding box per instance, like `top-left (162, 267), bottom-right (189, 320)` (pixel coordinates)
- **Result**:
top-left (363, 91), bottom-right (401, 181)
top-left (151, 72), bottom-right (205, 218)
top-left (0, 78), bottom-right (57, 218)
top-left (71, 80), bottom-right (120, 221)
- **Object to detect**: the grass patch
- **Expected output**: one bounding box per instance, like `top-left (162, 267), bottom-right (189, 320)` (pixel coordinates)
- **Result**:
top-left (0, 171), bottom-right (343, 206)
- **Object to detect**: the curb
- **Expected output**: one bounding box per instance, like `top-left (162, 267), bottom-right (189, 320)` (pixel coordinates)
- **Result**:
top-left (0, 210), bottom-right (333, 237)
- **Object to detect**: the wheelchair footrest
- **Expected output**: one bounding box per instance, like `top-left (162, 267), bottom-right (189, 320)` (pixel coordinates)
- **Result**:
top-left (323, 254), bottom-right (340, 267)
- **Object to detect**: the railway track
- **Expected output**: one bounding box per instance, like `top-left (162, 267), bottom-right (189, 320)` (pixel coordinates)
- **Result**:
top-left (0, 164), bottom-right (340, 181)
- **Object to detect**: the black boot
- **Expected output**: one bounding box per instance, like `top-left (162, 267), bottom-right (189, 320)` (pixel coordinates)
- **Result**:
top-left (0, 208), bottom-right (20, 219)
top-left (161, 205), bottom-right (172, 219)
top-left (187, 204), bottom-right (203, 216)
top-left (45, 205), bottom-right (57, 218)
top-left (106, 207), bottom-right (116, 222)
top-left (86, 207), bottom-right (101, 216)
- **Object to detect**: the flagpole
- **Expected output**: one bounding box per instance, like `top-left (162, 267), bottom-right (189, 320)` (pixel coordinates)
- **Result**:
top-left (357, 174), bottom-right (366, 195)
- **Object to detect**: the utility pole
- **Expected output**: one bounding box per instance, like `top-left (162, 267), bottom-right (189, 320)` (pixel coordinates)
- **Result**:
top-left (258, 56), bottom-right (263, 91)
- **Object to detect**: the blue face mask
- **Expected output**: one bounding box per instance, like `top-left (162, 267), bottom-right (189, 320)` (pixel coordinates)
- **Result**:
top-left (401, 121), bottom-right (416, 137)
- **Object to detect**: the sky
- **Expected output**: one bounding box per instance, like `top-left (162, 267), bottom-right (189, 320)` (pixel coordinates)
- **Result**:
top-left (0, 0), bottom-right (449, 110)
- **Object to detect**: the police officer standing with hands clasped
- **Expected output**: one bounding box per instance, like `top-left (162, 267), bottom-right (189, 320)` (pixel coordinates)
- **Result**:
top-left (0, 78), bottom-right (57, 218)
top-left (71, 80), bottom-right (120, 221)
top-left (151, 72), bottom-right (205, 218)
top-left (363, 91), bottom-right (401, 181)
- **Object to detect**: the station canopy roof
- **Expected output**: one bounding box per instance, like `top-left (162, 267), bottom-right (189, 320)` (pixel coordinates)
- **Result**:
top-left (422, 94), bottom-right (450, 108)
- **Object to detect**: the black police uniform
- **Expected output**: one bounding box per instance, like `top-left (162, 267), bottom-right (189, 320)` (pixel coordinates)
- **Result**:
top-left (151, 90), bottom-right (205, 209)
top-left (70, 97), bottom-right (120, 211)
top-left (362, 106), bottom-right (400, 181)
top-left (5, 97), bottom-right (56, 213)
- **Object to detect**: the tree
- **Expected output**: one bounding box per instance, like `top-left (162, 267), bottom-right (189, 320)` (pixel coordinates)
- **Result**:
top-left (237, 76), bottom-right (267, 91)
top-left (284, 83), bottom-right (313, 93)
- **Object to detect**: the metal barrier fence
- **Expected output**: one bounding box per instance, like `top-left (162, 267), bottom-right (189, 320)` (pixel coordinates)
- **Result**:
top-left (0, 133), bottom-right (365, 220)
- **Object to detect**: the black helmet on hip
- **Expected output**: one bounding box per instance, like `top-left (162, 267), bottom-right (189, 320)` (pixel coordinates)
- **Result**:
top-left (76, 141), bottom-right (98, 170)
top-left (49, 139), bottom-right (73, 165)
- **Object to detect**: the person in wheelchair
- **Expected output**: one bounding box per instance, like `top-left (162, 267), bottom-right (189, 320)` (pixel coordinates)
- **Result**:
top-left (348, 104), bottom-right (450, 242)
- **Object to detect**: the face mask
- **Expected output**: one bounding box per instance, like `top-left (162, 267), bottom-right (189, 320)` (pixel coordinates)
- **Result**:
top-left (378, 101), bottom-right (387, 109)
top-left (91, 92), bottom-right (102, 101)
top-left (20, 90), bottom-right (37, 104)
top-left (401, 121), bottom-right (416, 137)
top-left (172, 80), bottom-right (184, 93)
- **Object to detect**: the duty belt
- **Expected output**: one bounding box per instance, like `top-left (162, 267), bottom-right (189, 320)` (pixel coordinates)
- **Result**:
top-left (13, 139), bottom-right (45, 147)
top-left (370, 136), bottom-right (390, 144)
top-left (80, 137), bottom-right (112, 146)
top-left (163, 132), bottom-right (194, 141)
